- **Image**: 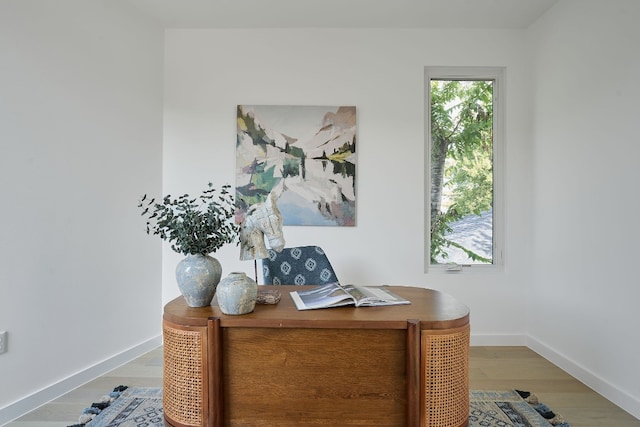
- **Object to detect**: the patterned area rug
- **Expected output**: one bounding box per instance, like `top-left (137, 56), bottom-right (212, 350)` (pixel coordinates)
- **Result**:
top-left (68, 387), bottom-right (163, 427)
top-left (470, 390), bottom-right (570, 427)
top-left (69, 387), bottom-right (568, 427)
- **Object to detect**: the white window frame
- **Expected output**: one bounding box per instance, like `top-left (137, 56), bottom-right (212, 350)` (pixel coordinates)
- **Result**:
top-left (424, 66), bottom-right (505, 273)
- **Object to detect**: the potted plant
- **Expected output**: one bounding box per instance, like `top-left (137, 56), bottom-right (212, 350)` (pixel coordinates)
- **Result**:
top-left (139, 183), bottom-right (239, 307)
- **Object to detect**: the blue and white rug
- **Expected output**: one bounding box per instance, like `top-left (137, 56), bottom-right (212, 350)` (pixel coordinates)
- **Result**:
top-left (69, 387), bottom-right (568, 427)
top-left (470, 390), bottom-right (570, 427)
top-left (68, 386), bottom-right (163, 427)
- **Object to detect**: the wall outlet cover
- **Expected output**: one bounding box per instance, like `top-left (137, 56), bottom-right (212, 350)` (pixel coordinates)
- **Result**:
top-left (0, 331), bottom-right (7, 354)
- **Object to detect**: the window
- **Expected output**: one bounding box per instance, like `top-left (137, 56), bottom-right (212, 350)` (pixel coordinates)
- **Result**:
top-left (424, 67), bottom-right (504, 270)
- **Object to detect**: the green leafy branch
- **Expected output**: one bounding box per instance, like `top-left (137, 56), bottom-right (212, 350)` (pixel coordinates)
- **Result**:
top-left (139, 183), bottom-right (239, 256)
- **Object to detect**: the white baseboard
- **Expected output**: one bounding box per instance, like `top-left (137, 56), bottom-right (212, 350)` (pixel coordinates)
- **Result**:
top-left (527, 335), bottom-right (640, 420)
top-left (0, 335), bottom-right (162, 426)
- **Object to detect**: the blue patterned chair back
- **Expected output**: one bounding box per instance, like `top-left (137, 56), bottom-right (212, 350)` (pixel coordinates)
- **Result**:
top-left (261, 246), bottom-right (339, 286)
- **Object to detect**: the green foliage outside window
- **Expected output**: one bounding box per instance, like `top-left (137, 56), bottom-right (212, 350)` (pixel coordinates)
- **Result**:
top-left (430, 80), bottom-right (494, 264)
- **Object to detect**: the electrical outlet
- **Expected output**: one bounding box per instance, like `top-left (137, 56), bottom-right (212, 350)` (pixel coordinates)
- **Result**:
top-left (0, 331), bottom-right (7, 354)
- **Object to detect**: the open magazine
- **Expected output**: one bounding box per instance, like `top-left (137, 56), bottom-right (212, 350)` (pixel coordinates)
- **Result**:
top-left (289, 282), bottom-right (410, 311)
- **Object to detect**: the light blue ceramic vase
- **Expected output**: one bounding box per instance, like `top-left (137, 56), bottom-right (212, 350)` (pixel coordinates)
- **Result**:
top-left (216, 272), bottom-right (258, 315)
top-left (175, 254), bottom-right (222, 307)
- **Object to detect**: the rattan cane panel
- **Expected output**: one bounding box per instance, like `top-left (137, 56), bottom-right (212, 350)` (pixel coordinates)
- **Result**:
top-left (421, 325), bottom-right (470, 427)
top-left (163, 322), bottom-right (206, 426)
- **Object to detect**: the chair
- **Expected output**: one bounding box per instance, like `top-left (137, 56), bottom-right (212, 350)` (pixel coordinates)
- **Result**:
top-left (260, 245), bottom-right (339, 285)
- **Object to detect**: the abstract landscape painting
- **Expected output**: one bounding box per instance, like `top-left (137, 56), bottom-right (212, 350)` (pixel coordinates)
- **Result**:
top-left (236, 105), bottom-right (356, 226)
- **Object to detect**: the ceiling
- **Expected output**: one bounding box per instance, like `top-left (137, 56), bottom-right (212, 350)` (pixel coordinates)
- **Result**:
top-left (124, 0), bottom-right (560, 29)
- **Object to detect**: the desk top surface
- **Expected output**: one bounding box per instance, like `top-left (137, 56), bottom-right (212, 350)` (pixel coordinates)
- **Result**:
top-left (164, 285), bottom-right (469, 330)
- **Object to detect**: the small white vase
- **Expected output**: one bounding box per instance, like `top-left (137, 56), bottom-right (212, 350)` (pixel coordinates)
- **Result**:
top-left (216, 272), bottom-right (258, 315)
top-left (175, 254), bottom-right (222, 307)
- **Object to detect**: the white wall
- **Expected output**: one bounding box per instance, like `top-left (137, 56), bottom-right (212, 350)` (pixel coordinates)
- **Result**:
top-left (528, 0), bottom-right (640, 418)
top-left (163, 28), bottom-right (534, 338)
top-left (0, 0), bottom-right (164, 422)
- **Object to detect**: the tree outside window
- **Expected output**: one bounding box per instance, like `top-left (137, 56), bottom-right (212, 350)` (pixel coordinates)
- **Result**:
top-left (426, 68), bottom-right (504, 267)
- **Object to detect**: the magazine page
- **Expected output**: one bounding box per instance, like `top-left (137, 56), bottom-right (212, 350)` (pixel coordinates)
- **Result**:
top-left (342, 285), bottom-right (411, 307)
top-left (289, 282), bottom-right (355, 310)
top-left (339, 284), bottom-right (370, 305)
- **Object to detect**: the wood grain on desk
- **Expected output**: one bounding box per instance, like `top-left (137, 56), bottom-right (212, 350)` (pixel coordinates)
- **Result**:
top-left (162, 285), bottom-right (471, 427)
top-left (163, 285), bottom-right (469, 330)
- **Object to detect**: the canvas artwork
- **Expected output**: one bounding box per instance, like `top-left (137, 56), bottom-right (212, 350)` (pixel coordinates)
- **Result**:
top-left (236, 105), bottom-right (357, 226)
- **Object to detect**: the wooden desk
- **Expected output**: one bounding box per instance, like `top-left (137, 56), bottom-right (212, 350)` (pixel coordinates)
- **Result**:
top-left (163, 285), bottom-right (470, 427)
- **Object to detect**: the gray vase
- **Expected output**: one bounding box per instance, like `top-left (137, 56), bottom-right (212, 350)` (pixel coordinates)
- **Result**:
top-left (175, 254), bottom-right (222, 307)
top-left (216, 272), bottom-right (258, 315)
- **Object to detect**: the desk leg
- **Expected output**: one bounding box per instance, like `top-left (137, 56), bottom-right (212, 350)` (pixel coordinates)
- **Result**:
top-left (208, 318), bottom-right (222, 427)
top-left (407, 319), bottom-right (421, 427)
top-left (420, 324), bottom-right (470, 427)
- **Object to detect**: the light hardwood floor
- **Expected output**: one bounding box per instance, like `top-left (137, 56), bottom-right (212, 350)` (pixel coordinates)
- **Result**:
top-left (5, 346), bottom-right (639, 426)
top-left (470, 347), bottom-right (639, 427)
